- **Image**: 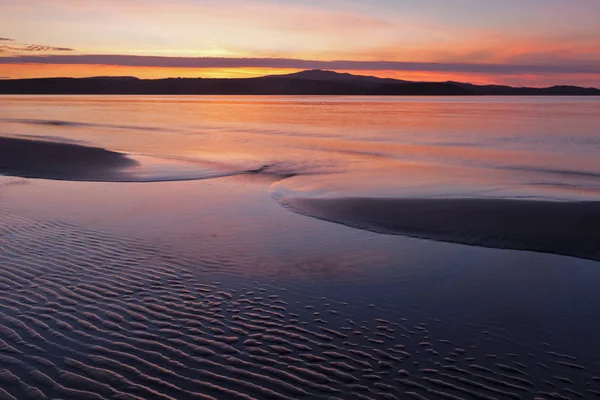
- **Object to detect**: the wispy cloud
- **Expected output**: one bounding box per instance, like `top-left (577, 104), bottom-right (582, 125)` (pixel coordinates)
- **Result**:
top-left (21, 45), bottom-right (74, 52)
top-left (1, 54), bottom-right (598, 75)
top-left (0, 42), bottom-right (75, 53)
top-left (0, 37), bottom-right (14, 42)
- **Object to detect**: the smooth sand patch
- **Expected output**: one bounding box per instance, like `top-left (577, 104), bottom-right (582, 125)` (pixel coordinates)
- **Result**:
top-left (283, 196), bottom-right (600, 262)
top-left (0, 136), bottom-right (137, 181)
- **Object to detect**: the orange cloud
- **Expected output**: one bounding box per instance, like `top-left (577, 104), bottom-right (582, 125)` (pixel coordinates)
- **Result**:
top-left (0, 63), bottom-right (295, 79)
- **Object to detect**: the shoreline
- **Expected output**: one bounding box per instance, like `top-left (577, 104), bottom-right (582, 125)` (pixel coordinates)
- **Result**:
top-left (2, 174), bottom-right (600, 399)
top-left (282, 196), bottom-right (600, 263)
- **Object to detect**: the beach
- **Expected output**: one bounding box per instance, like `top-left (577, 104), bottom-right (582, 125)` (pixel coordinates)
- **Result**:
top-left (1, 95), bottom-right (600, 399)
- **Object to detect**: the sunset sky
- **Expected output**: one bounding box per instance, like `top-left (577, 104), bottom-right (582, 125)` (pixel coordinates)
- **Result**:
top-left (1, 0), bottom-right (599, 86)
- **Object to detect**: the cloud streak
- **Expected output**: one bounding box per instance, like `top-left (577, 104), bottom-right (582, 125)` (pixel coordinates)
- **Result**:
top-left (1, 54), bottom-right (598, 75)
top-left (22, 45), bottom-right (74, 52)
top-left (0, 42), bottom-right (74, 53)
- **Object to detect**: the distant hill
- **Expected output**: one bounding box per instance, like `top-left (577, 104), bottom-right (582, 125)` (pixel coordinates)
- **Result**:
top-left (0, 69), bottom-right (598, 95)
top-left (266, 69), bottom-right (406, 84)
top-left (447, 81), bottom-right (600, 96)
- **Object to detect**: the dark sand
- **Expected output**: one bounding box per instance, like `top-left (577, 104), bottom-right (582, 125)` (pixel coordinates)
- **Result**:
top-left (0, 136), bottom-right (138, 181)
top-left (2, 196), bottom-right (600, 400)
top-left (2, 175), bottom-right (600, 399)
top-left (283, 196), bottom-right (600, 262)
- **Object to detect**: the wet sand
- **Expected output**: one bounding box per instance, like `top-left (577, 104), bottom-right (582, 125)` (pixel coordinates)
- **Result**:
top-left (0, 136), bottom-right (245, 183)
top-left (0, 137), bottom-right (138, 181)
top-left (1, 176), bottom-right (600, 400)
top-left (3, 137), bottom-right (598, 264)
top-left (282, 197), bottom-right (600, 263)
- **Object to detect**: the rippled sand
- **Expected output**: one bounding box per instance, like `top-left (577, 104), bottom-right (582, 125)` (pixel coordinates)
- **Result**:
top-left (2, 177), bottom-right (600, 400)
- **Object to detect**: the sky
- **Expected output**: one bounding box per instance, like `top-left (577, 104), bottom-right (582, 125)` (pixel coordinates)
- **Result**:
top-left (1, 0), bottom-right (599, 86)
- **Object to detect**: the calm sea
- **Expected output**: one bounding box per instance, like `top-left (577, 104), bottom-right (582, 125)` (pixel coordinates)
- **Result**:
top-left (1, 95), bottom-right (600, 200)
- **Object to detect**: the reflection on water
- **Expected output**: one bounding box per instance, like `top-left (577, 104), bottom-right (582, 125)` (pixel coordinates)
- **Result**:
top-left (1, 95), bottom-right (600, 200)
top-left (1, 95), bottom-right (599, 261)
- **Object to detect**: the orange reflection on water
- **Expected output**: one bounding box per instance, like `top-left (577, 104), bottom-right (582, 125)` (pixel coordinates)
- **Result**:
top-left (1, 95), bottom-right (599, 200)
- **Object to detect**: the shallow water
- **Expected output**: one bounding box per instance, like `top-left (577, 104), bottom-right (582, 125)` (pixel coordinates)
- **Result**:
top-left (1, 96), bottom-right (600, 399)
top-left (2, 95), bottom-right (599, 259)
top-left (1, 95), bottom-right (600, 199)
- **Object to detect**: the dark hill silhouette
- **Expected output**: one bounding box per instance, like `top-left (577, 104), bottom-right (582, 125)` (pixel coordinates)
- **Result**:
top-left (0, 70), bottom-right (598, 95)
top-left (267, 69), bottom-right (406, 84)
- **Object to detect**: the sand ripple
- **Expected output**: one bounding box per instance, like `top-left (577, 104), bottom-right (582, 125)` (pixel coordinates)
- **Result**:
top-left (0, 205), bottom-right (598, 399)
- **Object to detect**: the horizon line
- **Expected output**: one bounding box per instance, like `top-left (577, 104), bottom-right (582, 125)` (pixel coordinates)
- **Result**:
top-left (1, 69), bottom-right (599, 90)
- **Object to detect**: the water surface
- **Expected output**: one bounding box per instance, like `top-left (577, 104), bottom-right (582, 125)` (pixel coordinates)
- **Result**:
top-left (1, 95), bottom-right (599, 199)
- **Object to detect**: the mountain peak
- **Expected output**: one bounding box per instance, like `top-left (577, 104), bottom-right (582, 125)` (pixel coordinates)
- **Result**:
top-left (269, 69), bottom-right (406, 84)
